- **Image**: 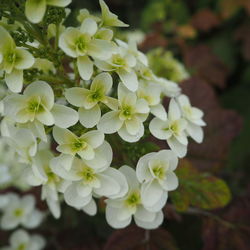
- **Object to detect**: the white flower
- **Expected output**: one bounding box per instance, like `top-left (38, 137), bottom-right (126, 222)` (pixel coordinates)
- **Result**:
top-left (51, 150), bottom-right (128, 210)
top-left (149, 99), bottom-right (188, 158)
top-left (99, 0), bottom-right (128, 27)
top-left (3, 81), bottom-right (79, 137)
top-left (105, 166), bottom-right (164, 229)
top-left (25, 0), bottom-right (72, 23)
top-left (177, 94), bottom-right (206, 143)
top-left (59, 18), bottom-right (115, 80)
top-left (116, 39), bottom-right (148, 66)
top-left (65, 72), bottom-right (118, 128)
top-left (95, 47), bottom-right (138, 92)
top-left (98, 84), bottom-right (149, 142)
top-left (155, 77), bottom-right (181, 98)
top-left (77, 9), bottom-right (101, 23)
top-left (5, 128), bottom-right (37, 163)
top-left (137, 80), bottom-right (166, 120)
top-left (0, 26), bottom-right (34, 93)
top-left (0, 193), bottom-right (44, 230)
top-left (25, 150), bottom-right (69, 218)
top-left (52, 126), bottom-right (105, 161)
top-left (136, 150), bottom-right (178, 210)
top-left (1, 229), bottom-right (45, 250)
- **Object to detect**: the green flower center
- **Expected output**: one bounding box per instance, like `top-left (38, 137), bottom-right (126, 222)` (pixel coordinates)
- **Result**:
top-left (18, 243), bottom-right (26, 250)
top-left (112, 54), bottom-right (126, 67)
top-left (27, 99), bottom-right (43, 113)
top-left (152, 165), bottom-right (165, 180)
top-left (170, 121), bottom-right (179, 134)
top-left (5, 52), bottom-right (15, 63)
top-left (75, 35), bottom-right (91, 53)
top-left (121, 106), bottom-right (133, 119)
top-left (14, 208), bottom-right (24, 217)
top-left (72, 139), bottom-right (87, 152)
top-left (79, 166), bottom-right (96, 183)
top-left (125, 191), bottom-right (141, 208)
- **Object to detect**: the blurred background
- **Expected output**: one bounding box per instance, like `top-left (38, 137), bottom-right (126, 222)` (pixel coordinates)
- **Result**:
top-left (1, 0), bottom-right (250, 249)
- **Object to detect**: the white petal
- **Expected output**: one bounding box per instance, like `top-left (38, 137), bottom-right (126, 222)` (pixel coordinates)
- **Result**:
top-left (59, 28), bottom-right (80, 58)
top-left (24, 81), bottom-right (54, 109)
top-left (65, 87), bottom-right (89, 107)
top-left (91, 72), bottom-right (112, 94)
top-left (64, 184), bottom-right (92, 208)
top-left (134, 206), bottom-right (156, 222)
top-left (105, 205), bottom-right (131, 229)
top-left (80, 18), bottom-right (97, 36)
top-left (141, 180), bottom-right (164, 208)
top-left (52, 126), bottom-right (76, 145)
top-left (14, 48), bottom-right (35, 69)
top-left (1, 214), bottom-right (19, 229)
top-left (83, 141), bottom-right (112, 170)
top-left (36, 109), bottom-right (54, 126)
top-left (97, 111), bottom-right (122, 134)
top-left (145, 191), bottom-right (168, 212)
top-left (46, 198), bottom-right (61, 218)
top-left (118, 123), bottom-right (144, 143)
top-left (76, 183), bottom-right (92, 197)
top-left (88, 39), bottom-right (114, 60)
top-left (150, 104), bottom-right (167, 120)
top-left (161, 172), bottom-right (178, 191)
top-left (25, 0), bottom-right (46, 23)
top-left (81, 130), bottom-right (104, 148)
top-left (186, 123), bottom-right (204, 143)
top-left (79, 105), bottom-right (101, 128)
top-left (51, 104), bottom-right (79, 128)
top-left (167, 136), bottom-right (187, 158)
top-left (102, 167), bottom-right (128, 199)
top-left (149, 117), bottom-right (171, 140)
top-left (82, 199), bottom-right (97, 216)
top-left (119, 165), bottom-right (139, 190)
top-left (94, 173), bottom-right (120, 197)
top-left (136, 152), bottom-right (156, 183)
top-left (23, 210), bottom-right (44, 229)
top-left (135, 210), bottom-right (163, 229)
top-left (47, 0), bottom-right (71, 7)
top-left (136, 99), bottom-right (150, 114)
top-left (77, 55), bottom-right (93, 80)
top-left (117, 69), bottom-right (138, 92)
top-left (125, 116), bottom-right (140, 135)
top-left (168, 98), bottom-right (181, 121)
top-left (5, 69), bottom-right (23, 93)
top-left (157, 150), bottom-right (178, 171)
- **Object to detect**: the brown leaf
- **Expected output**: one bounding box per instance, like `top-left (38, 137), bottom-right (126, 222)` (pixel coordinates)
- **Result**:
top-left (181, 77), bottom-right (242, 171)
top-left (202, 186), bottom-right (250, 250)
top-left (183, 45), bottom-right (229, 88)
top-left (191, 9), bottom-right (220, 32)
top-left (234, 22), bottom-right (250, 60)
top-left (103, 226), bottom-right (178, 250)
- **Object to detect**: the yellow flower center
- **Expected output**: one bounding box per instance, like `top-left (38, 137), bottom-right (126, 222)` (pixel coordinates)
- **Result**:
top-left (14, 208), bottom-right (24, 217)
top-left (125, 191), bottom-right (141, 208)
top-left (152, 165), bottom-right (165, 180)
top-left (79, 166), bottom-right (96, 183)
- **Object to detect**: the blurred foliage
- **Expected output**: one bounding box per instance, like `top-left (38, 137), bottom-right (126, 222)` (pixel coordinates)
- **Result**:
top-left (170, 160), bottom-right (231, 212)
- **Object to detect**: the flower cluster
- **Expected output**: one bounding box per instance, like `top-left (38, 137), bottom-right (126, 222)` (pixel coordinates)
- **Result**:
top-left (0, 0), bottom-right (205, 230)
top-left (0, 193), bottom-right (45, 250)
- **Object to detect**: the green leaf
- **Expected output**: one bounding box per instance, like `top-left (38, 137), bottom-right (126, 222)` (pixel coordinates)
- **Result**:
top-left (170, 160), bottom-right (232, 211)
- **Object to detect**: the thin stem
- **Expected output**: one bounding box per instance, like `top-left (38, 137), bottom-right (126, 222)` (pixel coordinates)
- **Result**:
top-left (185, 207), bottom-right (235, 229)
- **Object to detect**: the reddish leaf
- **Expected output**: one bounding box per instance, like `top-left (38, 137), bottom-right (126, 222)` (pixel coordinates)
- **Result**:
top-left (202, 186), bottom-right (250, 250)
top-left (234, 22), bottom-right (250, 61)
top-left (181, 77), bottom-right (243, 171)
top-left (104, 226), bottom-right (178, 250)
top-left (184, 45), bottom-right (229, 88)
top-left (191, 9), bottom-right (220, 32)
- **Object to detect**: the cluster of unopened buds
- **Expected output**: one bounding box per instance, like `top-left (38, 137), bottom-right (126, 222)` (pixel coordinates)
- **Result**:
top-left (0, 0), bottom-right (205, 230)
